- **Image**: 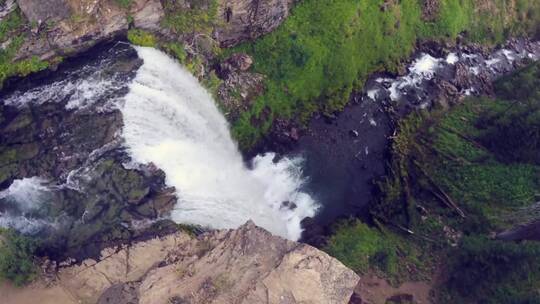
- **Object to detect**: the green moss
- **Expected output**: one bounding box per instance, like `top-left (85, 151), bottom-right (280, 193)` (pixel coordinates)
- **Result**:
top-left (162, 0), bottom-right (219, 35)
top-left (325, 220), bottom-right (424, 283)
top-left (163, 42), bottom-right (188, 63)
top-left (0, 10), bottom-right (24, 42)
top-left (0, 10), bottom-right (49, 87)
top-left (0, 230), bottom-right (38, 286)
top-left (127, 29), bottom-right (157, 47)
top-left (114, 0), bottom-right (132, 9)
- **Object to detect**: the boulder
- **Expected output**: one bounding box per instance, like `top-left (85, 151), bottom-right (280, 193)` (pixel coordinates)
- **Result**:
top-left (28, 222), bottom-right (360, 304)
top-left (17, 0), bottom-right (71, 23)
top-left (215, 0), bottom-right (294, 47)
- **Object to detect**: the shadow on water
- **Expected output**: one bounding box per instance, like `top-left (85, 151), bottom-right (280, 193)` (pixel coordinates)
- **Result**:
top-left (290, 97), bottom-right (392, 244)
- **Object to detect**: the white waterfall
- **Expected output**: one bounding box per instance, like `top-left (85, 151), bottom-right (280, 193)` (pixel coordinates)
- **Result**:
top-left (120, 47), bottom-right (318, 240)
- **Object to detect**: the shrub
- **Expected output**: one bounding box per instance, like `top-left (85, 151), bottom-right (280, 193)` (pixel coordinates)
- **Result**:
top-left (441, 236), bottom-right (540, 304)
top-left (325, 220), bottom-right (420, 281)
top-left (115, 0), bottom-right (132, 8)
top-left (127, 29), bottom-right (157, 47)
top-left (0, 230), bottom-right (38, 286)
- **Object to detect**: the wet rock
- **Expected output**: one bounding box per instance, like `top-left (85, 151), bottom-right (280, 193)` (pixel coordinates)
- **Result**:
top-left (433, 79), bottom-right (459, 109)
top-left (1, 43), bottom-right (177, 261)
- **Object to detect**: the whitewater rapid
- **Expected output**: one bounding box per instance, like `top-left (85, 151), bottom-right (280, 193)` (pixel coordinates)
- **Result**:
top-left (120, 47), bottom-right (318, 240)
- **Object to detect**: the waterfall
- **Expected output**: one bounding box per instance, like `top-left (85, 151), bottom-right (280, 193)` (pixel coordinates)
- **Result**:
top-left (120, 47), bottom-right (318, 240)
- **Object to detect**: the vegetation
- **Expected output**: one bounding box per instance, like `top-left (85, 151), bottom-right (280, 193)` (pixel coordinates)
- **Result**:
top-left (127, 29), bottom-right (157, 47)
top-left (114, 0), bottom-right (132, 9)
top-left (442, 236), bottom-right (540, 303)
top-left (161, 0), bottom-right (219, 35)
top-left (326, 62), bottom-right (540, 302)
top-left (325, 220), bottom-right (426, 283)
top-left (0, 9), bottom-right (48, 87)
top-left (229, 0), bottom-right (540, 148)
top-left (0, 229), bottom-right (38, 286)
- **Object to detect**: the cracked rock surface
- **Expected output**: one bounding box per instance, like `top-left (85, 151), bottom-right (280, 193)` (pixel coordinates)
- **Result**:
top-left (3, 222), bottom-right (359, 304)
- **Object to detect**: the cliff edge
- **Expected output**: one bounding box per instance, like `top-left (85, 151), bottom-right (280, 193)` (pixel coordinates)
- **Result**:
top-left (2, 221), bottom-right (359, 304)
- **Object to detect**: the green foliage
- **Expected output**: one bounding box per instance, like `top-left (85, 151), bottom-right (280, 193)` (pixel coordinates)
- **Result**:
top-left (419, 0), bottom-right (472, 39)
top-left (362, 62), bottom-right (540, 303)
top-left (127, 29), bottom-right (157, 47)
top-left (476, 63), bottom-right (540, 164)
top-left (0, 10), bottom-right (23, 43)
top-left (228, 0), bottom-right (540, 148)
top-left (0, 10), bottom-right (49, 87)
top-left (114, 0), bottom-right (132, 9)
top-left (202, 70), bottom-right (222, 97)
top-left (0, 230), bottom-right (38, 286)
top-left (162, 0), bottom-right (218, 35)
top-left (164, 42), bottom-right (188, 63)
top-left (325, 220), bottom-right (422, 282)
top-left (441, 236), bottom-right (540, 304)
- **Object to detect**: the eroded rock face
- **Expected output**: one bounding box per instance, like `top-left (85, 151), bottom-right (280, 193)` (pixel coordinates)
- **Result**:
top-left (217, 53), bottom-right (265, 122)
top-left (215, 0), bottom-right (294, 47)
top-left (15, 0), bottom-right (164, 61)
top-left (17, 0), bottom-right (72, 23)
top-left (47, 222), bottom-right (359, 304)
top-left (0, 43), bottom-right (177, 261)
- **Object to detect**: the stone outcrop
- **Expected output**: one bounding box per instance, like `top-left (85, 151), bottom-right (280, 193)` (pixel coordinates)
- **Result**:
top-left (0, 43), bottom-right (176, 260)
top-left (14, 0), bottom-right (164, 61)
top-left (217, 53), bottom-right (265, 122)
top-left (215, 0), bottom-right (294, 47)
top-left (12, 0), bottom-right (293, 62)
top-left (17, 0), bottom-right (72, 23)
top-left (3, 222), bottom-right (359, 304)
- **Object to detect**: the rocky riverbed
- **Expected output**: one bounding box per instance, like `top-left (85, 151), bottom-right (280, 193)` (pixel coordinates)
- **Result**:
top-left (0, 43), bottom-right (179, 260)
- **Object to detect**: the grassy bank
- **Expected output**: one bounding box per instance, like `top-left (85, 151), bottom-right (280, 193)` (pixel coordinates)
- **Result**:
top-left (229, 0), bottom-right (540, 148)
top-left (326, 62), bottom-right (540, 302)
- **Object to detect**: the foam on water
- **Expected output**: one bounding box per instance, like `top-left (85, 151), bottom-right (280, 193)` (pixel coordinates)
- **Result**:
top-left (409, 53), bottom-right (441, 76)
top-left (0, 177), bottom-right (53, 233)
top-left (0, 177), bottom-right (50, 212)
top-left (120, 47), bottom-right (318, 240)
top-left (446, 53), bottom-right (459, 65)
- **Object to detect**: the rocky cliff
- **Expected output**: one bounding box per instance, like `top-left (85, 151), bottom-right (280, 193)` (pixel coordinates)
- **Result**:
top-left (2, 221), bottom-right (359, 304)
top-left (9, 0), bottom-right (293, 62)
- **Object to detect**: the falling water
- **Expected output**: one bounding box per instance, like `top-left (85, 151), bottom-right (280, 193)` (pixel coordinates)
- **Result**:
top-left (120, 47), bottom-right (318, 240)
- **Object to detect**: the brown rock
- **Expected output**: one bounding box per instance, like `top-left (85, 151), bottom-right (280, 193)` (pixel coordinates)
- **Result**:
top-left (224, 53), bottom-right (254, 72)
top-left (15, 0), bottom-right (164, 61)
top-left (17, 0), bottom-right (72, 23)
top-left (20, 222), bottom-right (359, 304)
top-left (216, 0), bottom-right (294, 47)
top-left (422, 0), bottom-right (440, 21)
